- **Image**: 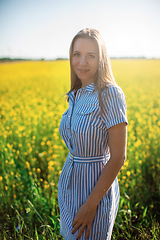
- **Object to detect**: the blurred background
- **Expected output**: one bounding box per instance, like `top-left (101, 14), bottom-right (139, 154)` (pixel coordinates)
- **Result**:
top-left (0, 0), bottom-right (160, 60)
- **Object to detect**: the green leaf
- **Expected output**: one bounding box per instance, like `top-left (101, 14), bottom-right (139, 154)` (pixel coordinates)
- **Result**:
top-left (142, 207), bottom-right (148, 218)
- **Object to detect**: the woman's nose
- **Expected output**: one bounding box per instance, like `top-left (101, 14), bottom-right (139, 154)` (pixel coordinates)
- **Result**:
top-left (79, 56), bottom-right (87, 65)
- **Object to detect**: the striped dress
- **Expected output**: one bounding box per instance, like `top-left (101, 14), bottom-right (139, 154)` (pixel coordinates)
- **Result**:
top-left (58, 82), bottom-right (128, 240)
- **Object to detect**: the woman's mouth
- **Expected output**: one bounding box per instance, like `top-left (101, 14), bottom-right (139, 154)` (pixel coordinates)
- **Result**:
top-left (78, 69), bottom-right (89, 73)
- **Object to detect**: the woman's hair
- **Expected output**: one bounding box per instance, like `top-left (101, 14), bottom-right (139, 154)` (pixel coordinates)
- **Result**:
top-left (68, 28), bottom-right (116, 110)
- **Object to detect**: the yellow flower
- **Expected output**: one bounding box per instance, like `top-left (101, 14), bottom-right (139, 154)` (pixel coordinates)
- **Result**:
top-left (0, 176), bottom-right (3, 181)
top-left (124, 161), bottom-right (129, 167)
top-left (126, 171), bottom-right (131, 177)
top-left (26, 161), bottom-right (30, 168)
top-left (48, 161), bottom-right (54, 167)
top-left (43, 137), bottom-right (47, 141)
top-left (50, 182), bottom-right (55, 186)
top-left (7, 143), bottom-right (11, 148)
top-left (37, 168), bottom-right (41, 173)
top-left (134, 139), bottom-right (142, 148)
top-left (18, 126), bottom-right (25, 132)
top-left (29, 147), bottom-right (32, 153)
top-left (52, 154), bottom-right (59, 159)
top-left (53, 145), bottom-right (59, 149)
top-left (44, 184), bottom-right (50, 189)
top-left (9, 160), bottom-right (14, 165)
top-left (46, 140), bottom-right (51, 146)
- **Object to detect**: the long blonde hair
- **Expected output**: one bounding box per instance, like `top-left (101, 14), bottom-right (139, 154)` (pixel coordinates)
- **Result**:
top-left (68, 28), bottom-right (116, 109)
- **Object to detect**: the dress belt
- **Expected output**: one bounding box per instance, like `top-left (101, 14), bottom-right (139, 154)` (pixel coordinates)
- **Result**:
top-left (68, 152), bottom-right (110, 164)
top-left (67, 152), bottom-right (110, 188)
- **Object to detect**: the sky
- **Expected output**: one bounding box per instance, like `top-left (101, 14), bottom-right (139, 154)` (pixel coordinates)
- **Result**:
top-left (0, 0), bottom-right (160, 59)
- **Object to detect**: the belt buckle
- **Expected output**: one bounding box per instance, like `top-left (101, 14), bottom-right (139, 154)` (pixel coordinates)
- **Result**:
top-left (69, 154), bottom-right (73, 164)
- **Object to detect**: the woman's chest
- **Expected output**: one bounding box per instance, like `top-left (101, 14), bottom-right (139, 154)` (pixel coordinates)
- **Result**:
top-left (68, 94), bottom-right (107, 134)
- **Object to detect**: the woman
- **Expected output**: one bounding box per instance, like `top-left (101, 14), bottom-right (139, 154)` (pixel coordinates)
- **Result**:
top-left (58, 28), bottom-right (128, 240)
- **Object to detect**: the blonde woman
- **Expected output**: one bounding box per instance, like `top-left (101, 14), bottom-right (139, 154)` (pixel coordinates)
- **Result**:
top-left (58, 28), bottom-right (128, 240)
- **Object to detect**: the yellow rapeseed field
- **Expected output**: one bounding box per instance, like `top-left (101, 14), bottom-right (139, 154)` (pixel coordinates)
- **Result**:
top-left (0, 59), bottom-right (160, 238)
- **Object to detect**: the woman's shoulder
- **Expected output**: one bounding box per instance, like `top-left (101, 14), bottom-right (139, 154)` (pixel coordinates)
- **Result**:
top-left (102, 83), bottom-right (125, 100)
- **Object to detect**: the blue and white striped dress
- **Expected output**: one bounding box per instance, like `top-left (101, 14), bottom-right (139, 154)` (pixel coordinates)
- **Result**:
top-left (58, 82), bottom-right (128, 240)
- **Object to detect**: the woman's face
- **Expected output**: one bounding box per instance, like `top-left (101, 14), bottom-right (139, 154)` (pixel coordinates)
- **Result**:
top-left (72, 38), bottom-right (99, 88)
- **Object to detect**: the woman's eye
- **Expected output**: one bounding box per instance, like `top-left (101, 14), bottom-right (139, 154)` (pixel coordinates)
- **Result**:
top-left (73, 53), bottom-right (79, 57)
top-left (88, 55), bottom-right (95, 58)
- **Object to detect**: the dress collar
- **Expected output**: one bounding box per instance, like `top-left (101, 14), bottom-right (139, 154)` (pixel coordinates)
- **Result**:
top-left (67, 82), bottom-right (95, 101)
top-left (83, 82), bottom-right (95, 93)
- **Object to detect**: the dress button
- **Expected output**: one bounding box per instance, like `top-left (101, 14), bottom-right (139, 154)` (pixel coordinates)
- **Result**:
top-left (81, 112), bottom-right (84, 114)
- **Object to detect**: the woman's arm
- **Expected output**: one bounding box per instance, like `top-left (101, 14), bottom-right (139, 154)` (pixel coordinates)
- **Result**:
top-left (72, 122), bottom-right (127, 239)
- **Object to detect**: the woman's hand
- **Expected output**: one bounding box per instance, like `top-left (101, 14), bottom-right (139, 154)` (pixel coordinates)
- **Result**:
top-left (72, 201), bottom-right (97, 239)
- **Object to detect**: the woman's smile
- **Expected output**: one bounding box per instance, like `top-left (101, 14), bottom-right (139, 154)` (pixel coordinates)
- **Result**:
top-left (78, 69), bottom-right (89, 73)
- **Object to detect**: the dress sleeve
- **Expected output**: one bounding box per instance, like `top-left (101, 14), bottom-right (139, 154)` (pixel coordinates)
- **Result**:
top-left (101, 85), bottom-right (128, 129)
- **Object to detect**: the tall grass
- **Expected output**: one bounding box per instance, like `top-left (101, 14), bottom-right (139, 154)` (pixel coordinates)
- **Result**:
top-left (0, 60), bottom-right (160, 239)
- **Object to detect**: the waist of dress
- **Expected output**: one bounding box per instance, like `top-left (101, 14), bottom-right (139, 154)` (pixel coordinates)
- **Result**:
top-left (69, 152), bottom-right (110, 163)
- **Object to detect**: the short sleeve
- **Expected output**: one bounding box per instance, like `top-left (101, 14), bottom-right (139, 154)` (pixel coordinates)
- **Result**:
top-left (101, 85), bottom-right (128, 129)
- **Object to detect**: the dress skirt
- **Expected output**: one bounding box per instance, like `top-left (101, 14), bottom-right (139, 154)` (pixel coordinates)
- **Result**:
top-left (58, 152), bottom-right (120, 240)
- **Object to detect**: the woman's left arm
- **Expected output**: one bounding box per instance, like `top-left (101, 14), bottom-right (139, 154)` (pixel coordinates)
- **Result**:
top-left (72, 122), bottom-right (127, 239)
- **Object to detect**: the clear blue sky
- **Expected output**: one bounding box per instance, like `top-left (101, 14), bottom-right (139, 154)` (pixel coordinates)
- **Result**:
top-left (0, 0), bottom-right (160, 59)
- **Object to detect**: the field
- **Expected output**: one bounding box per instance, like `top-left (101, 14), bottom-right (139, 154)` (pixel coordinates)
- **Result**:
top-left (0, 59), bottom-right (160, 239)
